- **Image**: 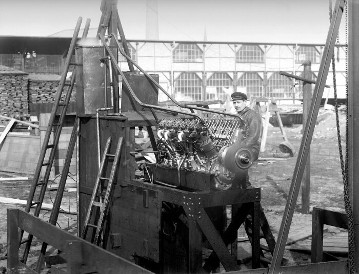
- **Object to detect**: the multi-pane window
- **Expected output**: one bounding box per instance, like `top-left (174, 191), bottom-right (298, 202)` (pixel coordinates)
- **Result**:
top-left (118, 43), bottom-right (136, 62)
top-left (207, 72), bottom-right (233, 101)
top-left (267, 72), bottom-right (293, 98)
top-left (173, 44), bottom-right (203, 63)
top-left (236, 45), bottom-right (264, 63)
top-left (237, 72), bottom-right (263, 98)
top-left (174, 72), bottom-right (202, 101)
top-left (295, 46), bottom-right (320, 64)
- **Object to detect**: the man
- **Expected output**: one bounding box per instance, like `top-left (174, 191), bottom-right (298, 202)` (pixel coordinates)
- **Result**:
top-left (231, 91), bottom-right (262, 161)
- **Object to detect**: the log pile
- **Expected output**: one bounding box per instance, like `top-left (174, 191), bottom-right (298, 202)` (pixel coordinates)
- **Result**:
top-left (0, 69), bottom-right (29, 120)
top-left (29, 79), bottom-right (76, 104)
top-left (0, 67), bottom-right (77, 125)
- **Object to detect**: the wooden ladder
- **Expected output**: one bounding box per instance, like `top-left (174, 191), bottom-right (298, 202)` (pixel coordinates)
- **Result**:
top-left (19, 17), bottom-right (90, 265)
top-left (81, 136), bottom-right (123, 246)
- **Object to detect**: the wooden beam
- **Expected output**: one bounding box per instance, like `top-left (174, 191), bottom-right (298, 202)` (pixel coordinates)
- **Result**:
top-left (0, 115), bottom-right (39, 128)
top-left (0, 119), bottom-right (16, 146)
top-left (8, 209), bottom-right (153, 273)
top-left (196, 208), bottom-right (240, 271)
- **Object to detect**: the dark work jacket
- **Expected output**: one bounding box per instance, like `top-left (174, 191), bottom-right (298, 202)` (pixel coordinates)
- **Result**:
top-left (236, 107), bottom-right (262, 160)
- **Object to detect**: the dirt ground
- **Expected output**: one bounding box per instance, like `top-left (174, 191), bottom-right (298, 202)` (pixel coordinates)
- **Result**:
top-left (0, 108), bottom-right (349, 272)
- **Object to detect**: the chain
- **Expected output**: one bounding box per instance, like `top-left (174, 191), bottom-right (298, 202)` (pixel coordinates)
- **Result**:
top-left (331, 1), bottom-right (356, 272)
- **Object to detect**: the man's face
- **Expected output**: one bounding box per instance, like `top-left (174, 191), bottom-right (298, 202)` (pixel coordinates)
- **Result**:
top-left (232, 99), bottom-right (247, 113)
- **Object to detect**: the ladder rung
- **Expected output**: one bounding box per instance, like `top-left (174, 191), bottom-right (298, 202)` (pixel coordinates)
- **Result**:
top-left (86, 224), bottom-right (98, 229)
top-left (46, 144), bottom-right (55, 149)
top-left (35, 182), bottom-right (45, 187)
top-left (42, 162), bottom-right (50, 166)
top-left (99, 177), bottom-right (110, 181)
top-left (20, 239), bottom-right (29, 245)
top-left (92, 201), bottom-right (103, 207)
top-left (69, 62), bottom-right (82, 66)
top-left (31, 201), bottom-right (40, 207)
top-left (64, 82), bottom-right (71, 86)
top-left (106, 154), bottom-right (116, 158)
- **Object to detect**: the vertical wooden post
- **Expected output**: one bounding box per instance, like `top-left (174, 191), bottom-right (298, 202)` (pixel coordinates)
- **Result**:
top-left (7, 209), bottom-right (20, 270)
top-left (348, 0), bottom-right (359, 270)
top-left (301, 61), bottom-right (312, 214)
top-left (251, 201), bottom-right (261, 269)
top-left (311, 208), bottom-right (324, 263)
top-left (188, 218), bottom-right (202, 273)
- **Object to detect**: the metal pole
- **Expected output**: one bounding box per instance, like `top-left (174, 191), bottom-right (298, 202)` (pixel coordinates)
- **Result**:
top-left (268, 0), bottom-right (346, 272)
top-left (301, 61), bottom-right (312, 214)
top-left (348, 0), bottom-right (359, 271)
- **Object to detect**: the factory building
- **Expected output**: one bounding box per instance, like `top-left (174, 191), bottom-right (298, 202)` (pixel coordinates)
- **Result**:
top-left (0, 35), bottom-right (347, 103)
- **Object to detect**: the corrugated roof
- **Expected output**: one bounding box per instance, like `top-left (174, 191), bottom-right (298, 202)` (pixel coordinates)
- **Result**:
top-left (0, 65), bottom-right (27, 75)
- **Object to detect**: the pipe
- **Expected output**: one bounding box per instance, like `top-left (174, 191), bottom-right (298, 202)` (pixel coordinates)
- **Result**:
top-left (109, 33), bottom-right (244, 122)
top-left (98, 33), bottom-right (204, 122)
top-left (279, 71), bottom-right (331, 88)
top-left (96, 107), bottom-right (112, 169)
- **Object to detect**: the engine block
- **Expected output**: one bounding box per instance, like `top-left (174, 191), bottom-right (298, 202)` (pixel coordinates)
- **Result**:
top-left (156, 115), bottom-right (243, 173)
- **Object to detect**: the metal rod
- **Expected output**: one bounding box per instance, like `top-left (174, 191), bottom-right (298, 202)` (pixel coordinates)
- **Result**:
top-left (111, 33), bottom-right (244, 122)
top-left (99, 33), bottom-right (204, 121)
top-left (279, 71), bottom-right (331, 88)
top-left (268, 0), bottom-right (346, 272)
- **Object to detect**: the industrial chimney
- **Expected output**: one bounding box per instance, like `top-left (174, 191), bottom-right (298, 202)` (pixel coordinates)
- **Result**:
top-left (146, 0), bottom-right (159, 40)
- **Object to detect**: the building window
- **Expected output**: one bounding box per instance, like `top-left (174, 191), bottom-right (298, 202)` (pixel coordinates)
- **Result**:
top-left (174, 72), bottom-right (202, 101)
top-left (237, 72), bottom-right (263, 98)
top-left (173, 44), bottom-right (203, 63)
top-left (207, 73), bottom-right (233, 101)
top-left (296, 46), bottom-right (320, 64)
top-left (236, 45), bottom-right (264, 63)
top-left (267, 72), bottom-right (293, 98)
top-left (118, 43), bottom-right (136, 62)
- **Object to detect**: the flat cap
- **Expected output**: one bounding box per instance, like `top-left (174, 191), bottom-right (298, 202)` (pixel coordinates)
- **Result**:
top-left (231, 92), bottom-right (247, 101)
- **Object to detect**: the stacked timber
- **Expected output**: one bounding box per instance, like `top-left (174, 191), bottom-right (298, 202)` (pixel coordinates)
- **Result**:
top-left (28, 74), bottom-right (76, 105)
top-left (0, 65), bottom-right (29, 120)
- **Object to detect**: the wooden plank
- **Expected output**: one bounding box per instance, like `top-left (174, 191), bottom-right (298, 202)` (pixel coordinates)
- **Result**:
top-left (287, 243), bottom-right (348, 254)
top-left (252, 202), bottom-right (261, 269)
top-left (229, 261), bottom-right (347, 274)
top-left (13, 209), bottom-right (153, 274)
top-left (196, 208), bottom-right (239, 271)
top-left (311, 207), bottom-right (324, 263)
top-left (0, 114), bottom-right (39, 128)
top-left (7, 209), bottom-right (19, 270)
top-left (0, 177), bottom-right (29, 181)
top-left (0, 119), bottom-right (16, 145)
top-left (65, 240), bottom-right (83, 274)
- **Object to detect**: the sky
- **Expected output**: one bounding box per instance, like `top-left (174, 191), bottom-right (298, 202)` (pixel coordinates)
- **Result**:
top-left (0, 0), bottom-right (348, 44)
